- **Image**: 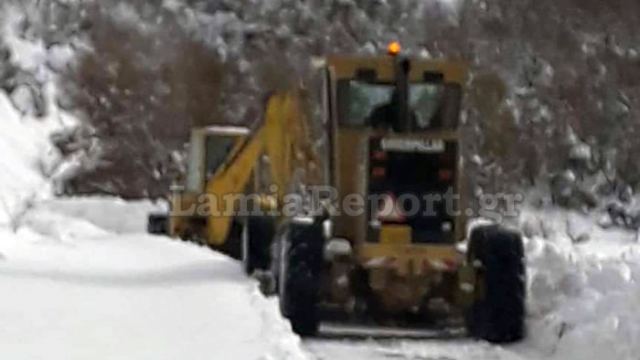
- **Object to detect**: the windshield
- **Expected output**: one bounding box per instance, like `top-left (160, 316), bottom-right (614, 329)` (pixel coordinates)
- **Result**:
top-left (337, 80), bottom-right (459, 129)
top-left (185, 134), bottom-right (238, 192)
top-left (205, 136), bottom-right (236, 178)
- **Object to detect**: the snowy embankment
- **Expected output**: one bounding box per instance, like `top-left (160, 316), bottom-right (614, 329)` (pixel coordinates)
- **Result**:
top-left (520, 206), bottom-right (640, 360)
top-left (0, 15), bottom-right (73, 229)
top-left (0, 198), bottom-right (308, 360)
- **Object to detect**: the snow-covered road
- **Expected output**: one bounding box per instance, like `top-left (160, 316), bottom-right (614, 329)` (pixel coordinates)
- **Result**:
top-left (0, 199), bottom-right (308, 360)
top-left (0, 237), bottom-right (310, 360)
top-left (306, 338), bottom-right (529, 360)
top-left (0, 237), bottom-right (519, 360)
top-left (0, 198), bottom-right (526, 360)
top-left (0, 197), bottom-right (520, 360)
top-left (0, 198), bottom-right (638, 360)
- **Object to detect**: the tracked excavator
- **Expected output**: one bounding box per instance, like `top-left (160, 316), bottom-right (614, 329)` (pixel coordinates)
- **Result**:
top-left (148, 44), bottom-right (526, 343)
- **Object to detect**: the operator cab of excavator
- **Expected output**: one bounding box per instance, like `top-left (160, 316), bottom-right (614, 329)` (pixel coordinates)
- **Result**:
top-left (183, 125), bottom-right (250, 194)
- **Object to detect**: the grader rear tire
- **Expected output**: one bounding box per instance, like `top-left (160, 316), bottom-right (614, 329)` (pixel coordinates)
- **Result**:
top-left (241, 216), bottom-right (275, 275)
top-left (279, 220), bottom-right (324, 337)
top-left (466, 225), bottom-right (526, 343)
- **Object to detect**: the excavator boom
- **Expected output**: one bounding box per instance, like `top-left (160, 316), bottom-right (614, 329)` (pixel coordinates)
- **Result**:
top-left (204, 91), bottom-right (320, 245)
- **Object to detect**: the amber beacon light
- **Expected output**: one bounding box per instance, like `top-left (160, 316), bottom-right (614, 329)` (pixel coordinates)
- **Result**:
top-left (387, 41), bottom-right (401, 56)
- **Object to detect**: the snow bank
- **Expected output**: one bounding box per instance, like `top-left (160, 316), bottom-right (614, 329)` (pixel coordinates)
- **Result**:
top-left (0, 93), bottom-right (54, 224)
top-left (520, 206), bottom-right (640, 360)
top-left (0, 4), bottom-right (76, 227)
top-left (28, 197), bottom-right (167, 234)
top-left (0, 198), bottom-right (310, 360)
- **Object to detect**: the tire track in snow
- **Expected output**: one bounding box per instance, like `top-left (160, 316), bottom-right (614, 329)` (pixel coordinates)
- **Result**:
top-left (304, 335), bottom-right (527, 360)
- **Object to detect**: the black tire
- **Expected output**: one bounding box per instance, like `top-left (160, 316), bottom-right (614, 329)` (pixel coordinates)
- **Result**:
top-left (215, 221), bottom-right (242, 260)
top-left (147, 213), bottom-right (168, 235)
top-left (465, 225), bottom-right (526, 343)
top-left (241, 216), bottom-right (275, 275)
top-left (279, 220), bottom-right (324, 336)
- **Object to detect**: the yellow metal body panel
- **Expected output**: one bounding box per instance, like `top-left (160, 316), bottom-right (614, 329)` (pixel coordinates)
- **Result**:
top-left (358, 243), bottom-right (461, 276)
top-left (333, 128), bottom-right (368, 243)
top-left (326, 56), bottom-right (467, 84)
top-left (332, 128), bottom-right (466, 245)
top-left (379, 225), bottom-right (412, 245)
top-left (358, 243), bottom-right (460, 262)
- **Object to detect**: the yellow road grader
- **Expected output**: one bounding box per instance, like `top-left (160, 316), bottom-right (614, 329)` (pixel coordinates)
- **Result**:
top-left (148, 45), bottom-right (526, 343)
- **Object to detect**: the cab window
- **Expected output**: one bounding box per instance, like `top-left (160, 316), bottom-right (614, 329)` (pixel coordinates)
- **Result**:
top-left (185, 133), bottom-right (238, 193)
top-left (205, 135), bottom-right (236, 178)
top-left (336, 79), bottom-right (460, 130)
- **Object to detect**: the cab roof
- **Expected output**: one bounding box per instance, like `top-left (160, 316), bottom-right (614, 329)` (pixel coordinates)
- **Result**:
top-left (324, 56), bottom-right (467, 84)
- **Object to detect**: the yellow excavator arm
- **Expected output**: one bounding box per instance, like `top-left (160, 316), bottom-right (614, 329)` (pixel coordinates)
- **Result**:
top-left (205, 91), bottom-right (320, 245)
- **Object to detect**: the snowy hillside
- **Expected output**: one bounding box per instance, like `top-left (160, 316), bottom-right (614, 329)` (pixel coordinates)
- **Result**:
top-left (0, 7), bottom-right (75, 227)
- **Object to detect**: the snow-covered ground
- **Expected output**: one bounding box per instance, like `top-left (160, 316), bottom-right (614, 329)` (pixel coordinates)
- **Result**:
top-left (306, 338), bottom-right (527, 360)
top-left (1, 196), bottom-right (638, 360)
top-left (519, 206), bottom-right (640, 360)
top-left (0, 198), bottom-right (309, 360)
top-left (306, 205), bottom-right (640, 360)
top-left (0, 4), bottom-right (76, 228)
top-left (0, 197), bottom-right (536, 360)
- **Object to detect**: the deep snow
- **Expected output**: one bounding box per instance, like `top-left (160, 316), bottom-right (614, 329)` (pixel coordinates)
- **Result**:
top-left (0, 5), bottom-right (76, 228)
top-left (0, 198), bottom-right (309, 360)
top-left (519, 206), bottom-right (640, 360)
top-left (3, 196), bottom-right (639, 360)
top-left (306, 206), bottom-right (640, 360)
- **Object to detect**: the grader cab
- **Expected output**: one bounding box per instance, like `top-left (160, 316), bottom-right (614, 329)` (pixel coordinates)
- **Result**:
top-left (149, 45), bottom-right (526, 343)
